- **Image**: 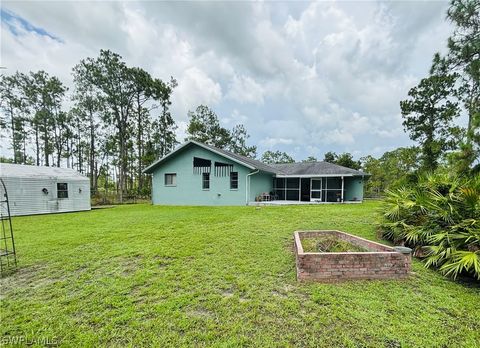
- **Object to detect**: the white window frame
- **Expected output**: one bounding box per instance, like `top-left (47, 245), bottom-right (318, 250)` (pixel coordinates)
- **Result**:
top-left (57, 183), bottom-right (69, 199)
top-left (230, 172), bottom-right (238, 190)
top-left (164, 173), bottom-right (177, 186)
top-left (202, 172), bottom-right (210, 190)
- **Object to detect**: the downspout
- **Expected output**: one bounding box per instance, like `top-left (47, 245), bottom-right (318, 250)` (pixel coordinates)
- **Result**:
top-left (246, 170), bottom-right (260, 205)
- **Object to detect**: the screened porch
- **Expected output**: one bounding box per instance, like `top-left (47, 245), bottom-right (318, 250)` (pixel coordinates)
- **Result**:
top-left (272, 177), bottom-right (348, 203)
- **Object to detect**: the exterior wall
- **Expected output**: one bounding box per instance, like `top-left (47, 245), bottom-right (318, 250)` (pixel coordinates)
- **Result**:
top-left (248, 172), bottom-right (273, 202)
top-left (344, 176), bottom-right (364, 201)
top-left (2, 177), bottom-right (91, 216)
top-left (294, 231), bottom-right (411, 282)
top-left (151, 145), bottom-right (273, 205)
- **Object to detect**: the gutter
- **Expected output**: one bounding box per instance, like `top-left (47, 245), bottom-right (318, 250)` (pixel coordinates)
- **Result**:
top-left (274, 173), bottom-right (369, 178)
top-left (245, 170), bottom-right (259, 205)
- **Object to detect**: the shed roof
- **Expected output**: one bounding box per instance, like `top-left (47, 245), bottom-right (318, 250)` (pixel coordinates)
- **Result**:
top-left (143, 141), bottom-right (369, 177)
top-left (0, 163), bottom-right (88, 181)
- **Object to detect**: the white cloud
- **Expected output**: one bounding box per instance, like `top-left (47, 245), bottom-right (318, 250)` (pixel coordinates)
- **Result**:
top-left (323, 129), bottom-right (355, 146)
top-left (226, 75), bottom-right (265, 105)
top-left (221, 109), bottom-right (248, 127)
top-left (1, 1), bottom-right (453, 160)
top-left (259, 137), bottom-right (294, 148)
top-left (172, 67), bottom-right (223, 120)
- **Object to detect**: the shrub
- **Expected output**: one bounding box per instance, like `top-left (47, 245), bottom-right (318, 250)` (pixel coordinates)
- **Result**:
top-left (378, 172), bottom-right (480, 280)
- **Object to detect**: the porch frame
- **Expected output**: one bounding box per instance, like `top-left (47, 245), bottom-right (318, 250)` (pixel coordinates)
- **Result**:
top-left (273, 176), bottom-right (347, 203)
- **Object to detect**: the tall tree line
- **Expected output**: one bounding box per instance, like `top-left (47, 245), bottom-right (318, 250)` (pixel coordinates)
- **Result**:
top-left (0, 50), bottom-right (178, 202)
top-left (401, 0), bottom-right (479, 174)
top-left (185, 105), bottom-right (257, 158)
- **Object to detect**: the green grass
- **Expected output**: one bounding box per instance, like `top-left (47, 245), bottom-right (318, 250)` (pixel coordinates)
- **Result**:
top-left (301, 235), bottom-right (367, 253)
top-left (1, 201), bottom-right (479, 347)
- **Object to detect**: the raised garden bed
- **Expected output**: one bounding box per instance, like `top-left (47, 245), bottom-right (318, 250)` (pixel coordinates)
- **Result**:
top-left (294, 230), bottom-right (411, 282)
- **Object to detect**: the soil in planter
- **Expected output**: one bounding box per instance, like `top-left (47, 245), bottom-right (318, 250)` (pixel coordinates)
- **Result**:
top-left (302, 235), bottom-right (368, 253)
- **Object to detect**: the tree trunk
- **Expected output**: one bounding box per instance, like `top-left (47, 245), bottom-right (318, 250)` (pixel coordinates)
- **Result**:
top-left (77, 120), bottom-right (83, 173)
top-left (118, 128), bottom-right (125, 203)
top-left (89, 109), bottom-right (95, 191)
top-left (35, 126), bottom-right (40, 166)
top-left (137, 99), bottom-right (143, 194)
top-left (10, 106), bottom-right (17, 163)
top-left (22, 119), bottom-right (27, 164)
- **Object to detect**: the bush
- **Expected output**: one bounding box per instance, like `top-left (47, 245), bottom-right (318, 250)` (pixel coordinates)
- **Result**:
top-left (378, 172), bottom-right (480, 280)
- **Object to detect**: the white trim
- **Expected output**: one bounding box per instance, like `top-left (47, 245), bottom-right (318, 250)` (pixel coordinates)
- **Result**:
top-left (275, 173), bottom-right (360, 178)
top-left (246, 170), bottom-right (259, 204)
top-left (298, 177), bottom-right (301, 202)
top-left (310, 178), bottom-right (322, 201)
top-left (341, 176), bottom-right (344, 202)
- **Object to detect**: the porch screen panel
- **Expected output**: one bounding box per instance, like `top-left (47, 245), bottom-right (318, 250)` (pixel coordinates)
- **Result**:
top-left (326, 177), bottom-right (341, 189)
top-left (323, 177), bottom-right (342, 202)
top-left (326, 190), bottom-right (341, 202)
top-left (286, 178), bottom-right (299, 188)
top-left (311, 179), bottom-right (322, 200)
top-left (273, 178), bottom-right (286, 200)
top-left (286, 178), bottom-right (300, 201)
top-left (286, 189), bottom-right (299, 200)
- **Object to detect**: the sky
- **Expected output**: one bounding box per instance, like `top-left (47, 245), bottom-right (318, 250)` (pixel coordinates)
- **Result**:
top-left (1, 1), bottom-right (453, 161)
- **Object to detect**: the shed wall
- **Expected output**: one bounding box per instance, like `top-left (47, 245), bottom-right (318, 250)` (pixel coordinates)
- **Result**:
top-left (2, 177), bottom-right (91, 216)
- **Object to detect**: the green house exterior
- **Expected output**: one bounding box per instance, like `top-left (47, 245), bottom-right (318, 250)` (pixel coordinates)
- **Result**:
top-left (144, 141), bottom-right (368, 206)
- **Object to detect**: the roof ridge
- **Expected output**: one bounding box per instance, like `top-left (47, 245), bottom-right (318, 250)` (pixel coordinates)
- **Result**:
top-left (195, 141), bottom-right (281, 173)
top-left (143, 140), bottom-right (369, 176)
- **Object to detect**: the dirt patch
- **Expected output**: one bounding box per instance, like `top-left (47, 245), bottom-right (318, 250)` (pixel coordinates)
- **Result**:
top-left (271, 290), bottom-right (288, 298)
top-left (120, 255), bottom-right (144, 275)
top-left (187, 308), bottom-right (214, 318)
top-left (221, 289), bottom-right (235, 298)
top-left (154, 256), bottom-right (176, 269)
top-left (0, 264), bottom-right (55, 297)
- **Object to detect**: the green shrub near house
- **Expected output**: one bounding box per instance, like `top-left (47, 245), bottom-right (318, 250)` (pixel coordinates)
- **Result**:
top-left (379, 172), bottom-right (480, 280)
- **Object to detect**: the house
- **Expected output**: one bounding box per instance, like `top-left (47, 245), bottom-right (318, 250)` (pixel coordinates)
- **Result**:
top-left (144, 141), bottom-right (368, 206)
top-left (0, 163), bottom-right (91, 216)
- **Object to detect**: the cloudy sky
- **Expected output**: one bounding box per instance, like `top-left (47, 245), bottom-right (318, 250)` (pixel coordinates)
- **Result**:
top-left (1, 1), bottom-right (452, 160)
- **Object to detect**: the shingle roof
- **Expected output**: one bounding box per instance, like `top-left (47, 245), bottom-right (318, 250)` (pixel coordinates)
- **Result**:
top-left (271, 161), bottom-right (367, 176)
top-left (199, 143), bottom-right (279, 174)
top-left (143, 140), bottom-right (280, 174)
top-left (143, 140), bottom-right (369, 177)
top-left (0, 163), bottom-right (88, 180)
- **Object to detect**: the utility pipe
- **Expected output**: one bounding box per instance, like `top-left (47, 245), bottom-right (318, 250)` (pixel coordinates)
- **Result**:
top-left (245, 170), bottom-right (260, 205)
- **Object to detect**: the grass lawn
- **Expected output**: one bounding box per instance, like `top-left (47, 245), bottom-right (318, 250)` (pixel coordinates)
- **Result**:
top-left (1, 201), bottom-right (479, 347)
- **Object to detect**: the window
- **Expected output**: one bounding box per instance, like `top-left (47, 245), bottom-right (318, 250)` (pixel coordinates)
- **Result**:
top-left (230, 172), bottom-right (238, 189)
top-left (202, 173), bottom-right (210, 190)
top-left (165, 173), bottom-right (176, 186)
top-left (57, 183), bottom-right (68, 198)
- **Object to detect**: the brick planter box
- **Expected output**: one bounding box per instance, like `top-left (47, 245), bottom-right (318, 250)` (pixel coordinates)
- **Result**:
top-left (294, 230), bottom-right (411, 282)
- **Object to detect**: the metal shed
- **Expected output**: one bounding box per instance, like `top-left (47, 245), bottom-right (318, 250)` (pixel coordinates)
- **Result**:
top-left (0, 163), bottom-right (91, 216)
